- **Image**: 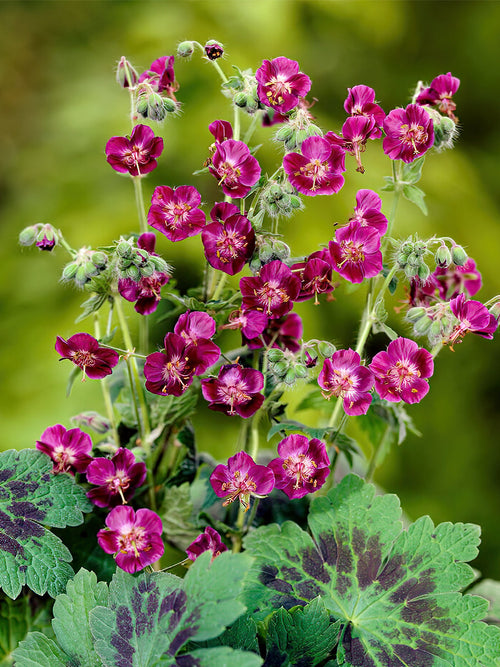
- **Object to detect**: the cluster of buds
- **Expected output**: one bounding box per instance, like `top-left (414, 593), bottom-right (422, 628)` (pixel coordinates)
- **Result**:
top-left (19, 223), bottom-right (59, 251)
top-left (274, 114), bottom-right (323, 152)
top-left (117, 56), bottom-right (179, 122)
top-left (222, 67), bottom-right (263, 114)
top-left (249, 235), bottom-right (291, 272)
top-left (267, 347), bottom-right (308, 386)
top-left (62, 247), bottom-right (108, 288)
top-left (114, 237), bottom-right (169, 282)
top-left (394, 236), bottom-right (431, 281)
top-left (259, 179), bottom-right (303, 219)
top-left (406, 302), bottom-right (454, 343)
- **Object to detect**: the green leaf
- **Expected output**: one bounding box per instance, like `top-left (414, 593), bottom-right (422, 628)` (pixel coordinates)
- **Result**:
top-left (0, 596), bottom-right (30, 666)
top-left (51, 568), bottom-right (108, 666)
top-left (468, 579), bottom-right (500, 624)
top-left (0, 449), bottom-right (92, 599)
top-left (295, 387), bottom-right (330, 414)
top-left (190, 614), bottom-right (260, 654)
top-left (371, 321), bottom-right (399, 341)
top-left (11, 633), bottom-right (67, 667)
top-left (401, 156), bottom-right (425, 184)
top-left (65, 364), bottom-right (82, 397)
top-left (184, 647), bottom-right (263, 666)
top-left (160, 482), bottom-right (199, 551)
top-left (402, 184), bottom-right (428, 215)
top-left (243, 474), bottom-right (500, 666)
top-left (259, 598), bottom-right (341, 667)
top-left (90, 551), bottom-right (254, 666)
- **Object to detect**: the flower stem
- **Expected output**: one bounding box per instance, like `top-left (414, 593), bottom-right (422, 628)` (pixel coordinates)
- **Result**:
top-left (93, 314), bottom-right (120, 447)
top-left (132, 176), bottom-right (148, 235)
top-left (211, 273), bottom-right (228, 301)
top-left (366, 423), bottom-right (392, 482)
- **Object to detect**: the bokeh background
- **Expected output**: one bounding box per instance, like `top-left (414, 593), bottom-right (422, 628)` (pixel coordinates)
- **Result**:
top-left (1, 0), bottom-right (500, 576)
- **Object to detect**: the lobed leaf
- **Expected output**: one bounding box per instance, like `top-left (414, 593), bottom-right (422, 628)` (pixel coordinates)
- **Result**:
top-left (243, 474), bottom-right (500, 666)
top-left (0, 449), bottom-right (92, 599)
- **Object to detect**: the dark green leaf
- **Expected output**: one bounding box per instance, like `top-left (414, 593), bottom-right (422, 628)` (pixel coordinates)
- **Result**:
top-left (402, 184), bottom-right (428, 215)
top-left (243, 474), bottom-right (500, 666)
top-left (160, 482), bottom-right (199, 551)
top-left (184, 647), bottom-right (262, 666)
top-left (0, 449), bottom-right (92, 599)
top-left (191, 614), bottom-right (260, 654)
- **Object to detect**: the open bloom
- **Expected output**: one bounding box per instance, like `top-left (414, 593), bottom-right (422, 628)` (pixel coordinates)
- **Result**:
top-left (173, 311), bottom-right (221, 373)
top-left (325, 116), bottom-right (376, 173)
top-left (202, 212), bottom-right (255, 275)
top-left (344, 84), bottom-right (386, 138)
top-left (268, 434), bottom-right (330, 499)
top-left (97, 506), bottom-right (164, 573)
top-left (36, 424), bottom-right (93, 475)
top-left (446, 294), bottom-right (498, 346)
top-left (55, 333), bottom-right (119, 379)
top-left (416, 72), bottom-right (460, 122)
top-left (86, 448), bottom-right (147, 508)
top-left (369, 337), bottom-right (434, 404)
top-left (148, 185), bottom-right (206, 242)
top-left (186, 526), bottom-right (228, 561)
top-left (291, 250), bottom-right (334, 304)
top-left (318, 349), bottom-right (374, 416)
top-left (209, 139), bottom-right (261, 199)
top-left (105, 124), bottom-right (164, 176)
top-left (350, 189), bottom-right (388, 236)
top-left (210, 451), bottom-right (275, 511)
top-left (329, 221), bottom-right (382, 283)
top-left (383, 104), bottom-right (434, 163)
top-left (283, 135), bottom-right (345, 196)
top-left (240, 259), bottom-right (301, 319)
top-left (201, 363), bottom-right (264, 417)
top-left (255, 57), bottom-right (311, 113)
top-left (144, 332), bottom-right (202, 396)
top-left (138, 55), bottom-right (178, 97)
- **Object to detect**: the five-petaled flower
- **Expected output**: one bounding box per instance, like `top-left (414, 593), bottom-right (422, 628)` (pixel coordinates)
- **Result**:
top-left (240, 259), bottom-right (301, 319)
top-left (318, 349), bottom-right (374, 416)
top-left (382, 104), bottom-right (434, 163)
top-left (446, 294), bottom-right (498, 347)
top-left (186, 526), bottom-right (228, 561)
top-left (369, 337), bottom-right (434, 404)
top-left (105, 124), bottom-right (164, 176)
top-left (416, 72), bottom-right (460, 122)
top-left (255, 57), bottom-right (311, 114)
top-left (148, 185), bottom-right (206, 242)
top-left (350, 189), bottom-right (388, 236)
top-left (268, 434), bottom-right (330, 499)
top-left (210, 451), bottom-right (275, 511)
top-left (55, 333), bottom-right (119, 380)
top-left (144, 332), bottom-right (202, 396)
top-left (201, 363), bottom-right (264, 418)
top-left (329, 221), bottom-right (383, 284)
top-left (344, 84), bottom-right (386, 138)
top-left (283, 135), bottom-right (345, 196)
top-left (97, 506), bottom-right (164, 573)
top-left (36, 424), bottom-right (93, 475)
top-left (86, 447), bottom-right (147, 508)
top-left (202, 210), bottom-right (255, 275)
top-left (138, 55), bottom-right (178, 97)
top-left (209, 139), bottom-right (261, 199)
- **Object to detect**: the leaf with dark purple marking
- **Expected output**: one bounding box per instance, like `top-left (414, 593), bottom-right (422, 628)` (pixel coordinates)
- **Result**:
top-left (243, 474), bottom-right (500, 666)
top-left (0, 449), bottom-right (92, 599)
top-left (90, 551), bottom-right (259, 666)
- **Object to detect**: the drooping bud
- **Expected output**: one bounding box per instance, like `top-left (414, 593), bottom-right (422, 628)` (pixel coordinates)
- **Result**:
top-left (417, 263), bottom-right (430, 282)
top-left (435, 243), bottom-right (452, 268)
top-left (318, 341), bottom-right (336, 357)
top-left (406, 306), bottom-right (427, 323)
top-left (204, 40), bottom-right (224, 61)
top-left (19, 224), bottom-right (39, 247)
top-left (425, 107), bottom-right (458, 152)
top-left (489, 301), bottom-right (500, 320)
top-left (146, 92), bottom-right (168, 122)
top-left (413, 314), bottom-right (433, 335)
top-left (71, 411), bottom-right (111, 434)
top-left (451, 244), bottom-right (468, 266)
top-left (116, 56), bottom-right (139, 89)
top-left (36, 224), bottom-right (58, 251)
top-left (177, 41), bottom-right (195, 58)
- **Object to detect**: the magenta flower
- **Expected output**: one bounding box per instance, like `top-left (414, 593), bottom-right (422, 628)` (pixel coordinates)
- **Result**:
top-left (329, 221), bottom-right (383, 283)
top-left (255, 57), bottom-right (311, 114)
top-left (210, 451), bottom-right (275, 511)
top-left (86, 447), bottom-right (147, 508)
top-left (369, 337), bottom-right (434, 404)
top-left (383, 104), bottom-right (434, 163)
top-left (318, 349), bottom-right (374, 416)
top-left (268, 434), bottom-right (330, 499)
top-left (97, 506), bottom-right (164, 573)
top-left (148, 185), bottom-right (206, 242)
top-left (36, 424), bottom-right (93, 475)
top-left (55, 333), bottom-right (119, 380)
top-left (186, 526), bottom-right (228, 561)
top-left (105, 124), bottom-right (164, 176)
top-left (283, 135), bottom-right (345, 196)
top-left (174, 311), bottom-right (221, 373)
top-left (243, 313), bottom-right (303, 353)
top-left (138, 55), bottom-right (178, 97)
top-left (434, 258), bottom-right (482, 300)
top-left (240, 259), bottom-right (301, 319)
top-left (202, 212), bottom-right (255, 275)
top-left (209, 139), bottom-right (261, 199)
top-left (201, 363), bottom-right (264, 418)
top-left (325, 116), bottom-right (376, 173)
top-left (208, 119), bottom-right (233, 143)
top-left (416, 72), bottom-right (460, 122)
top-left (144, 332), bottom-right (198, 396)
top-left (344, 84), bottom-right (386, 138)
top-left (220, 308), bottom-right (268, 341)
top-left (447, 294), bottom-right (498, 347)
top-left (350, 189), bottom-right (388, 236)
top-left (291, 251), bottom-right (334, 304)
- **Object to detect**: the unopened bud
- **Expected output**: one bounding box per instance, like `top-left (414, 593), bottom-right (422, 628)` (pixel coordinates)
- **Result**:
top-left (267, 349), bottom-right (284, 363)
top-left (283, 368), bottom-right (297, 385)
top-left (116, 240), bottom-right (133, 258)
top-left (91, 251), bottom-right (108, 268)
top-left (272, 361), bottom-right (288, 377)
top-left (406, 307), bottom-right (427, 322)
top-left (435, 244), bottom-right (452, 268)
top-left (177, 41), bottom-right (195, 58)
top-left (248, 209), bottom-right (265, 231)
top-left (204, 40), bottom-right (224, 61)
top-left (274, 125), bottom-right (294, 142)
top-left (19, 224), bottom-right (39, 246)
top-left (75, 265), bottom-right (89, 287)
top-left (318, 341), bottom-right (336, 357)
top-left (432, 113), bottom-right (458, 152)
top-left (417, 263), bottom-right (430, 282)
top-left (429, 319), bottom-right (443, 338)
top-left (71, 411), bottom-right (111, 434)
top-left (36, 224), bottom-right (58, 251)
top-left (414, 315), bottom-right (433, 335)
top-left (61, 261), bottom-right (78, 282)
top-left (125, 265), bottom-right (141, 281)
top-left (451, 244), bottom-right (468, 266)
top-left (136, 94), bottom-right (149, 117)
top-left (163, 97), bottom-right (177, 113)
top-left (272, 240), bottom-right (291, 261)
top-left (147, 92), bottom-right (167, 122)
top-left (139, 262), bottom-right (154, 278)
top-left (83, 260), bottom-right (99, 279)
top-left (259, 242), bottom-right (274, 263)
top-left (294, 364), bottom-right (307, 378)
top-left (116, 56), bottom-right (139, 89)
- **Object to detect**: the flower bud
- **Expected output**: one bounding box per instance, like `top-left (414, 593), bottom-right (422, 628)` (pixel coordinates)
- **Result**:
top-left (116, 240), bottom-right (134, 258)
top-left (417, 263), bottom-right (430, 282)
top-left (162, 97), bottom-right (177, 113)
top-left (406, 307), bottom-right (427, 322)
top-left (274, 125), bottom-right (294, 143)
top-left (116, 56), bottom-right (139, 88)
top-left (259, 242), bottom-right (274, 264)
top-left (204, 40), bottom-right (224, 60)
top-left (267, 349), bottom-right (284, 363)
top-left (432, 113), bottom-right (458, 152)
top-left (435, 244), bottom-right (452, 268)
top-left (289, 195), bottom-right (302, 210)
top-left (147, 92), bottom-right (167, 122)
top-left (71, 410), bottom-right (111, 434)
top-left (177, 41), bottom-right (195, 58)
top-left (75, 265), bottom-right (89, 287)
top-left (272, 240), bottom-right (291, 261)
top-left (489, 301), bottom-right (500, 319)
top-left (125, 265), bottom-right (141, 281)
top-left (139, 262), bottom-right (154, 278)
top-left (91, 251), bottom-right (108, 269)
top-left (413, 315), bottom-right (433, 335)
top-left (272, 361), bottom-right (288, 377)
top-left (19, 224), bottom-right (39, 246)
top-left (149, 255), bottom-right (170, 274)
top-left (294, 364), bottom-right (307, 378)
top-left (451, 244), bottom-right (468, 266)
top-left (248, 209), bottom-right (265, 231)
top-left (133, 249), bottom-right (149, 267)
top-left (61, 261), bottom-right (79, 282)
top-left (83, 260), bottom-right (99, 280)
top-left (318, 341), bottom-right (336, 357)
top-left (136, 94), bottom-right (149, 117)
top-left (429, 319), bottom-right (443, 339)
top-left (36, 224), bottom-right (58, 251)
top-left (283, 368), bottom-right (297, 385)
top-left (233, 91), bottom-right (248, 108)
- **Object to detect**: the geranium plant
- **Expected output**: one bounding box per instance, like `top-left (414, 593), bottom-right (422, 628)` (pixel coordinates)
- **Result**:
top-left (3, 42), bottom-right (500, 666)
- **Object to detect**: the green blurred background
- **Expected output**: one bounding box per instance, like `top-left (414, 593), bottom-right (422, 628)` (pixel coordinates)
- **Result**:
top-left (1, 0), bottom-right (500, 575)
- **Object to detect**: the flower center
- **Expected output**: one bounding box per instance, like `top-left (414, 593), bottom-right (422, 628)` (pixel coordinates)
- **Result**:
top-left (218, 382), bottom-right (251, 414)
top-left (340, 240), bottom-right (365, 263)
top-left (53, 447), bottom-right (72, 473)
top-left (255, 281), bottom-right (289, 315)
top-left (399, 123), bottom-right (428, 153)
top-left (282, 453), bottom-right (318, 489)
top-left (163, 201), bottom-right (192, 226)
top-left (218, 162), bottom-right (241, 187)
top-left (323, 368), bottom-right (355, 399)
top-left (216, 231), bottom-right (247, 261)
top-left (221, 470), bottom-right (257, 509)
top-left (118, 526), bottom-right (148, 558)
top-left (162, 356), bottom-right (191, 392)
top-left (265, 78), bottom-right (292, 106)
top-left (299, 159), bottom-right (329, 191)
top-left (71, 350), bottom-right (96, 377)
top-left (387, 360), bottom-right (421, 391)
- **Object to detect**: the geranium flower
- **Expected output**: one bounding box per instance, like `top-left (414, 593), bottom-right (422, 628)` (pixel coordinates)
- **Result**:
top-left (186, 526), bottom-right (228, 561)
top-left (105, 124), bottom-right (164, 176)
top-left (55, 333), bottom-right (119, 379)
top-left (329, 221), bottom-right (382, 283)
top-left (240, 259), bottom-right (301, 319)
top-left (97, 506), bottom-right (164, 573)
top-left (434, 258), bottom-right (482, 300)
top-left (318, 349), bottom-right (374, 416)
top-left (210, 451), bottom-right (275, 511)
top-left (268, 434), bottom-right (330, 499)
top-left (446, 294), bottom-right (498, 347)
top-left (201, 363), bottom-right (264, 418)
top-left (148, 185), bottom-right (206, 242)
top-left (382, 104), bottom-right (434, 163)
top-left (325, 116), bottom-right (376, 173)
top-left (86, 448), bottom-right (147, 508)
top-left (255, 57), bottom-right (311, 114)
top-left (344, 84), bottom-right (386, 138)
top-left (144, 332), bottom-right (200, 396)
top-left (173, 311), bottom-right (221, 374)
top-left (36, 424), bottom-right (93, 475)
top-left (283, 135), bottom-right (345, 196)
top-left (369, 337), bottom-right (434, 404)
top-left (220, 309), bottom-right (269, 341)
top-left (208, 119), bottom-right (233, 143)
top-left (138, 55), bottom-right (178, 96)
top-left (201, 212), bottom-right (255, 275)
top-left (209, 139), bottom-right (261, 199)
top-left (350, 189), bottom-right (388, 236)
top-left (243, 313), bottom-right (303, 353)
top-left (416, 72), bottom-right (460, 122)
top-left (291, 251), bottom-right (334, 304)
